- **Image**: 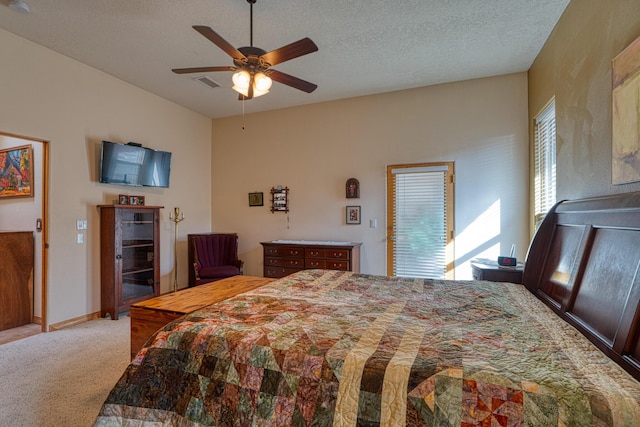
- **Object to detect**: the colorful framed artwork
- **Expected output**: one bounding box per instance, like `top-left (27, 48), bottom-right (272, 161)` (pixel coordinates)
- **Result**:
top-left (0, 145), bottom-right (33, 199)
top-left (118, 194), bottom-right (129, 205)
top-left (346, 178), bottom-right (359, 198)
top-left (249, 192), bottom-right (263, 206)
top-left (346, 205), bottom-right (361, 224)
top-left (612, 35), bottom-right (640, 184)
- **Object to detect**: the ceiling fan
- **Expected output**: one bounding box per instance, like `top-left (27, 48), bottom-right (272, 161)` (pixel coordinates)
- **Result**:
top-left (172, 0), bottom-right (318, 100)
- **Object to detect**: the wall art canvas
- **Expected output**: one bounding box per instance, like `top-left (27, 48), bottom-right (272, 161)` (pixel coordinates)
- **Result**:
top-left (0, 145), bottom-right (33, 199)
top-left (612, 35), bottom-right (640, 184)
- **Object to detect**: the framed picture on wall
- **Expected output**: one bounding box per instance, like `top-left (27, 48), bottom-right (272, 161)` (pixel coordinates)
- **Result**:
top-left (0, 145), bottom-right (33, 199)
top-left (346, 205), bottom-right (361, 224)
top-left (118, 194), bottom-right (129, 205)
top-left (129, 195), bottom-right (145, 206)
top-left (249, 192), bottom-right (263, 206)
top-left (346, 178), bottom-right (360, 198)
top-left (612, 34), bottom-right (640, 184)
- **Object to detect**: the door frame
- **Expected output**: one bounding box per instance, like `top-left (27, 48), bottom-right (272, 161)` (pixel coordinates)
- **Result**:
top-left (0, 131), bottom-right (49, 332)
top-left (386, 162), bottom-right (455, 278)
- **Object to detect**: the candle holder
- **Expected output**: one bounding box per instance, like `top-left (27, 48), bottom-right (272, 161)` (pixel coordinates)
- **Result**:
top-left (169, 207), bottom-right (185, 292)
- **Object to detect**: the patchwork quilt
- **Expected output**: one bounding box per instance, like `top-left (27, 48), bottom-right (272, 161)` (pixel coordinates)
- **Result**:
top-left (95, 269), bottom-right (640, 426)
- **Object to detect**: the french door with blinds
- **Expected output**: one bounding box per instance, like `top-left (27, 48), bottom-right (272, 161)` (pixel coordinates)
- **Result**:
top-left (387, 162), bottom-right (455, 279)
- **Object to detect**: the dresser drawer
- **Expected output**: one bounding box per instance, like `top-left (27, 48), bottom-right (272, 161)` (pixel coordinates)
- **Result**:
top-left (326, 260), bottom-right (349, 270)
top-left (282, 247), bottom-right (303, 258)
top-left (305, 248), bottom-right (326, 258)
top-left (265, 266), bottom-right (301, 278)
top-left (305, 259), bottom-right (326, 269)
top-left (263, 246), bottom-right (282, 257)
top-left (326, 249), bottom-right (349, 260)
top-left (306, 259), bottom-right (348, 270)
top-left (266, 257), bottom-right (304, 268)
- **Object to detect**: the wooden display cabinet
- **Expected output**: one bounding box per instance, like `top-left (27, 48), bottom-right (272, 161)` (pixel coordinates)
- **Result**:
top-left (99, 205), bottom-right (162, 320)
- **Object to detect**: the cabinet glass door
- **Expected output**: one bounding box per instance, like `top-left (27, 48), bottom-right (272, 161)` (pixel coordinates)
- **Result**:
top-left (120, 210), bottom-right (155, 301)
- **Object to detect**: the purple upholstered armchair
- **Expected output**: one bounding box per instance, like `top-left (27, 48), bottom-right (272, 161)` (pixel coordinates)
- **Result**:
top-left (188, 233), bottom-right (243, 286)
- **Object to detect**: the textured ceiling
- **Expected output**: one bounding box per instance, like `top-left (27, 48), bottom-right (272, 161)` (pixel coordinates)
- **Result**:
top-left (0, 0), bottom-right (570, 118)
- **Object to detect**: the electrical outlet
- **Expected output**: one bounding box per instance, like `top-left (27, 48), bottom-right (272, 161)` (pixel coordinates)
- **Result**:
top-left (77, 233), bottom-right (84, 244)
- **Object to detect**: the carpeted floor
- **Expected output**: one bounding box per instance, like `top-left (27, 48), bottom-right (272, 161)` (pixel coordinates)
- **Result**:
top-left (0, 317), bottom-right (131, 427)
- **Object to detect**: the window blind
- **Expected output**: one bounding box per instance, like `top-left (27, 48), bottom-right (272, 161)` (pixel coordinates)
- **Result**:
top-left (390, 165), bottom-right (449, 279)
top-left (534, 101), bottom-right (556, 229)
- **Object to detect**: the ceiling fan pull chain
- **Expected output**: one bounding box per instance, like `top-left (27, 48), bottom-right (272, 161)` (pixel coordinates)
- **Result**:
top-left (242, 97), bottom-right (246, 130)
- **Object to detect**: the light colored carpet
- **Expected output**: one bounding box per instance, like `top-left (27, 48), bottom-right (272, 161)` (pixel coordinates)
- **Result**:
top-left (0, 317), bottom-right (131, 427)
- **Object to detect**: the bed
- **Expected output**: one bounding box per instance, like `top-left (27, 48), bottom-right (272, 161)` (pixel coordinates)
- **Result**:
top-left (94, 192), bottom-right (640, 426)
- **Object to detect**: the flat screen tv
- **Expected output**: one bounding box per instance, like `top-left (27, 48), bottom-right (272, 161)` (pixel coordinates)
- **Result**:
top-left (99, 140), bottom-right (172, 188)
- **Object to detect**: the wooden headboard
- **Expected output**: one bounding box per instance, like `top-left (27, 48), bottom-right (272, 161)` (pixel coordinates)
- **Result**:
top-left (523, 191), bottom-right (640, 381)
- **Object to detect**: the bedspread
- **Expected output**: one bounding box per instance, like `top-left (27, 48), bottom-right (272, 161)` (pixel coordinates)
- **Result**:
top-left (94, 269), bottom-right (640, 426)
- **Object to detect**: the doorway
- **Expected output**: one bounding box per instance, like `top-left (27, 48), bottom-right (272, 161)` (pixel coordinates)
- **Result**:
top-left (386, 162), bottom-right (455, 279)
top-left (0, 131), bottom-right (49, 340)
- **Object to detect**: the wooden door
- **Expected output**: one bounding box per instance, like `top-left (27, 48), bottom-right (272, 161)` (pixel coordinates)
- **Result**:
top-left (0, 232), bottom-right (34, 331)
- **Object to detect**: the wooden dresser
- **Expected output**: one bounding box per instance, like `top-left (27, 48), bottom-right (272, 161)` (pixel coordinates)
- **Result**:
top-left (261, 240), bottom-right (362, 278)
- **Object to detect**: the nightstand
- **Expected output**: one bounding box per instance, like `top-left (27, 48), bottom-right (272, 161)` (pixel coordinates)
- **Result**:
top-left (471, 259), bottom-right (524, 284)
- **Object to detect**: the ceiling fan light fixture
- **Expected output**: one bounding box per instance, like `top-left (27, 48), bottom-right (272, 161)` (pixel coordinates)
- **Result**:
top-left (254, 72), bottom-right (272, 91)
top-left (251, 87), bottom-right (269, 98)
top-left (232, 70), bottom-right (251, 91)
top-left (232, 70), bottom-right (271, 98)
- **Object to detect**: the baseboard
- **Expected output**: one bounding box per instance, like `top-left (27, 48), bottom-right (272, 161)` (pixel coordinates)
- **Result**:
top-left (48, 311), bottom-right (101, 331)
top-left (32, 316), bottom-right (42, 325)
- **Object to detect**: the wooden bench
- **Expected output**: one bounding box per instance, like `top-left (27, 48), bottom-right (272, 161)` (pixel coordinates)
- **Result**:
top-left (129, 275), bottom-right (273, 358)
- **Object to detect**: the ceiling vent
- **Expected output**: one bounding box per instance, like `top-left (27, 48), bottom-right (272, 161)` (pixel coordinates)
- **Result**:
top-left (194, 76), bottom-right (221, 89)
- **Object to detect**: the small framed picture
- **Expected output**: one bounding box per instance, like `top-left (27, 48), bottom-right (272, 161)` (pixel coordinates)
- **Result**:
top-left (346, 178), bottom-right (360, 199)
top-left (118, 194), bottom-right (129, 205)
top-left (346, 205), bottom-right (361, 225)
top-left (129, 195), bottom-right (145, 206)
top-left (249, 192), bottom-right (263, 206)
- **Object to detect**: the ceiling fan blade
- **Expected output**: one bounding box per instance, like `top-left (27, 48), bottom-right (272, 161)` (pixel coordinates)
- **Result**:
top-left (260, 38), bottom-right (318, 66)
top-left (269, 70), bottom-right (317, 93)
top-left (172, 66), bottom-right (236, 74)
top-left (193, 25), bottom-right (246, 59)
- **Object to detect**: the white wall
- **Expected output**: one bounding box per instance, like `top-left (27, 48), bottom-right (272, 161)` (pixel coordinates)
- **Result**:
top-left (0, 26), bottom-right (530, 327)
top-left (0, 29), bottom-right (213, 328)
top-left (212, 73), bottom-right (530, 279)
